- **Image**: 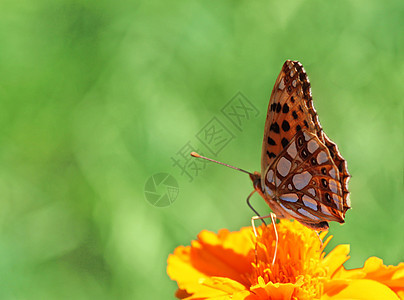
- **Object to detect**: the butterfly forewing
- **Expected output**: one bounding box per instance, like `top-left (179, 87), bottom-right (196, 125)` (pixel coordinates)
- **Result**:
top-left (261, 61), bottom-right (321, 180)
top-left (259, 60), bottom-right (350, 229)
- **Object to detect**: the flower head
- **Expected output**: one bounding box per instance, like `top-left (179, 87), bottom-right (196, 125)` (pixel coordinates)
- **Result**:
top-left (167, 220), bottom-right (404, 299)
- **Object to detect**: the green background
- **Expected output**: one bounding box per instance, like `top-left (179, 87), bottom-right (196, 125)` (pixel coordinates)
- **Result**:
top-left (0, 0), bottom-right (402, 299)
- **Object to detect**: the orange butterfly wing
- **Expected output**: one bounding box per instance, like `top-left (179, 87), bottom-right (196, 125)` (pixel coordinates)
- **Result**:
top-left (258, 60), bottom-right (350, 229)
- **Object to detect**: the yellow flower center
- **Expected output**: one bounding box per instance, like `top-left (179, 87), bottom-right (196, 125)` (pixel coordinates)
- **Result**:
top-left (244, 221), bottom-right (330, 299)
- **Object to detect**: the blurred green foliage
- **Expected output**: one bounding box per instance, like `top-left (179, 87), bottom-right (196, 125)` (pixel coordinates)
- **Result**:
top-left (0, 0), bottom-right (402, 298)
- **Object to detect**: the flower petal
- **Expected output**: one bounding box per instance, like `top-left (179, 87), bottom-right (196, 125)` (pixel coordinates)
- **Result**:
top-left (335, 257), bottom-right (404, 296)
top-left (167, 220), bottom-right (404, 300)
top-left (322, 278), bottom-right (400, 300)
top-left (177, 277), bottom-right (250, 299)
top-left (250, 280), bottom-right (298, 300)
top-left (322, 244), bottom-right (350, 278)
top-left (167, 228), bottom-right (256, 298)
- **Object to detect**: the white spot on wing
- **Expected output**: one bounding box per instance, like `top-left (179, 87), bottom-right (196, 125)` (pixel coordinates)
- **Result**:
top-left (279, 203), bottom-right (301, 219)
top-left (264, 185), bottom-right (274, 198)
top-left (278, 78), bottom-right (285, 90)
top-left (292, 171), bottom-right (312, 190)
top-left (288, 184), bottom-right (292, 190)
top-left (333, 194), bottom-right (342, 211)
top-left (317, 151), bottom-right (328, 164)
top-left (303, 131), bottom-right (311, 141)
top-left (292, 80), bottom-right (297, 87)
top-left (346, 194), bottom-right (351, 207)
top-left (298, 208), bottom-right (319, 220)
top-left (307, 140), bottom-right (319, 153)
top-left (287, 141), bottom-right (297, 158)
top-left (276, 176), bottom-right (281, 187)
top-left (329, 179), bottom-right (339, 194)
top-left (290, 70), bottom-right (295, 77)
top-left (302, 195), bottom-right (318, 211)
top-left (280, 193), bottom-right (299, 202)
top-left (307, 188), bottom-right (316, 197)
top-left (329, 168), bottom-right (337, 179)
top-left (267, 169), bottom-right (274, 183)
top-left (277, 157), bottom-right (292, 177)
top-left (320, 205), bottom-right (333, 216)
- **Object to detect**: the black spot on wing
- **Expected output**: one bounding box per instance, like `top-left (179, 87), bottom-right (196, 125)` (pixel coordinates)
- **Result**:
top-left (270, 122), bottom-right (280, 133)
top-left (268, 137), bottom-right (276, 145)
top-left (282, 103), bottom-right (289, 113)
top-left (281, 120), bottom-right (290, 132)
top-left (267, 151), bottom-right (276, 159)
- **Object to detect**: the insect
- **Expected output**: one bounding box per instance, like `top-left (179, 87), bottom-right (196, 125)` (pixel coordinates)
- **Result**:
top-left (191, 60), bottom-right (350, 232)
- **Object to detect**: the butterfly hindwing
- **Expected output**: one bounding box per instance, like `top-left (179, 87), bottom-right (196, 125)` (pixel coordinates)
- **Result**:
top-left (322, 132), bottom-right (351, 212)
top-left (263, 130), bottom-right (345, 225)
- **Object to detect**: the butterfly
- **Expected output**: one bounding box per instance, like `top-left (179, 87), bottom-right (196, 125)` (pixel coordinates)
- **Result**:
top-left (248, 60), bottom-right (351, 230)
top-left (192, 60), bottom-right (350, 231)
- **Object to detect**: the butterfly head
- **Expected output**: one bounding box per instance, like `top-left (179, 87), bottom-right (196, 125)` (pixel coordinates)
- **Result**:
top-left (249, 171), bottom-right (265, 199)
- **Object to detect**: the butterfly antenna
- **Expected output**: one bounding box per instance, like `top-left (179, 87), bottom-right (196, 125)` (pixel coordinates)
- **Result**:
top-left (190, 152), bottom-right (253, 176)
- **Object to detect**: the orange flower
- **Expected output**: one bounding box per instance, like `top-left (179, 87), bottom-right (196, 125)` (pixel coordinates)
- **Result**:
top-left (167, 220), bottom-right (404, 299)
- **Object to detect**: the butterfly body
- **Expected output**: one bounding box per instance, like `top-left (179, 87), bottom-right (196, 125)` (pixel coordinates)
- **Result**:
top-left (252, 60), bottom-right (350, 230)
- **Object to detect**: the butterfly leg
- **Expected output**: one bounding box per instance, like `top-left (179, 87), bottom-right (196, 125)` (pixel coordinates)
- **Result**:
top-left (251, 212), bottom-right (278, 265)
top-left (315, 231), bottom-right (324, 248)
top-left (246, 190), bottom-right (267, 226)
